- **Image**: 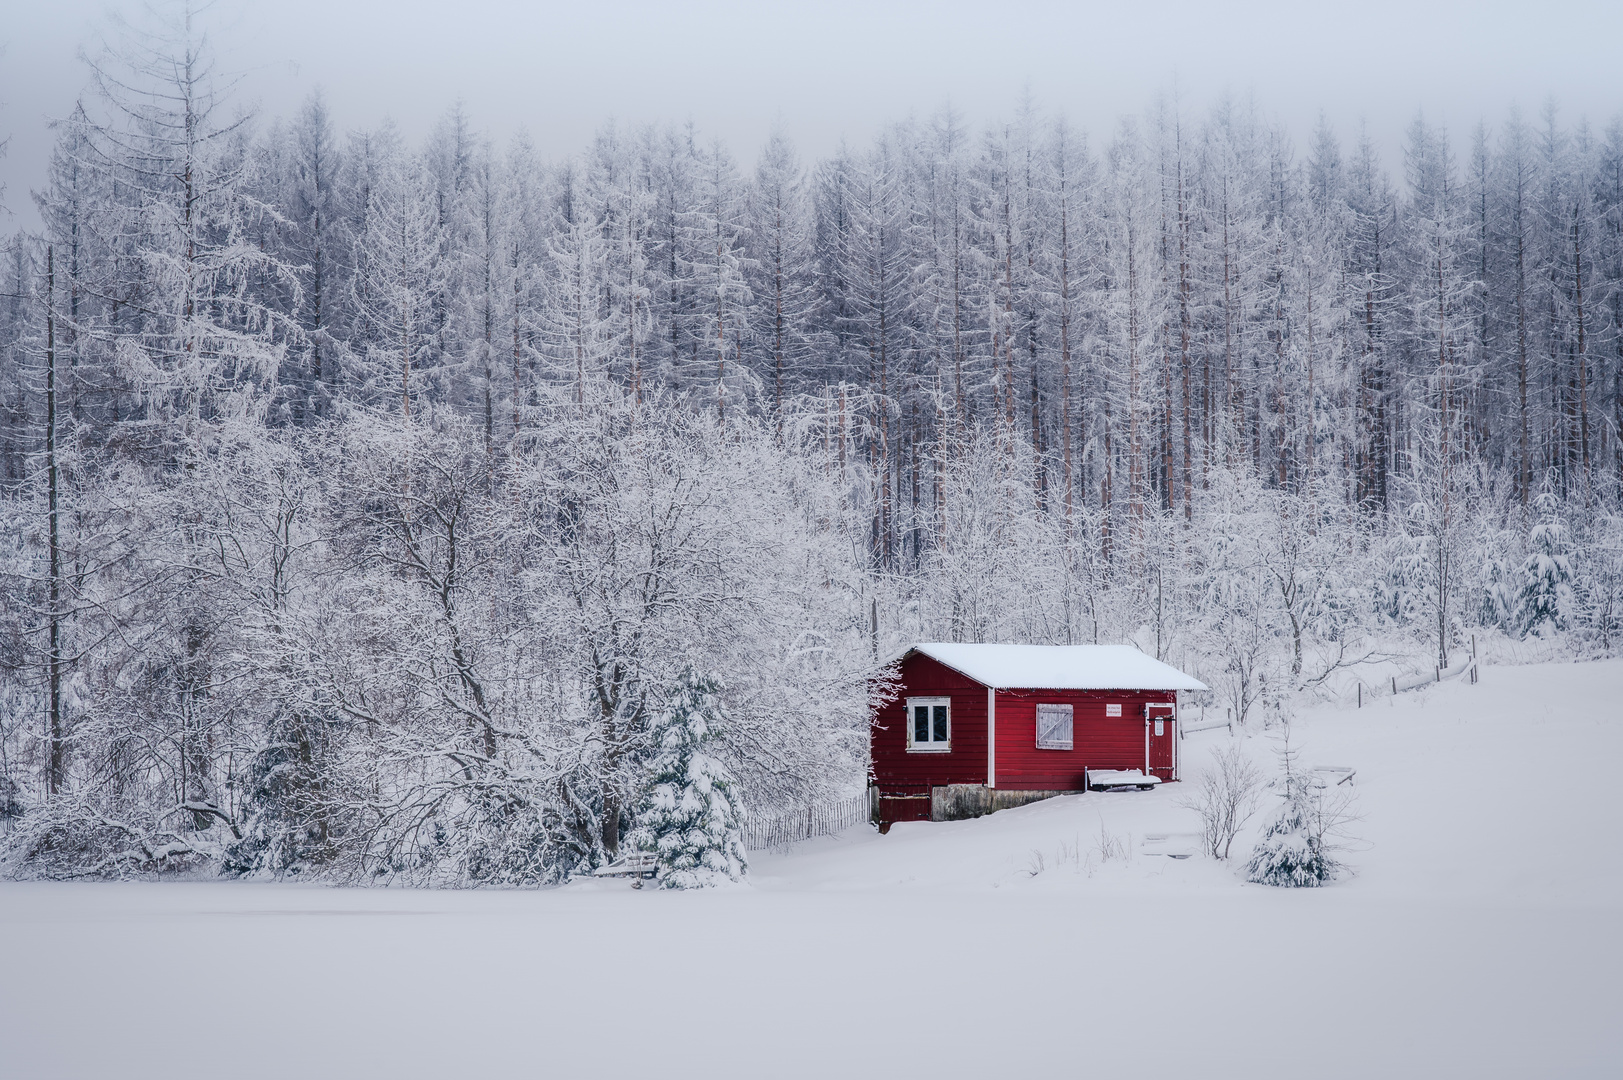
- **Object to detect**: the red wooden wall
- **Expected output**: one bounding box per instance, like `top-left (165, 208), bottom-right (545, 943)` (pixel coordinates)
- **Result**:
top-left (872, 652), bottom-right (1181, 822)
top-left (992, 687), bottom-right (1177, 790)
top-left (872, 652), bottom-right (990, 791)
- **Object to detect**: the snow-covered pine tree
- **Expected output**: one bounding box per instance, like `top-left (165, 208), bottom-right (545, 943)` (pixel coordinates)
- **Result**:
top-left (286, 89), bottom-right (346, 419)
top-left (744, 128), bottom-right (818, 416)
top-left (1244, 784), bottom-right (1340, 887)
top-left (352, 136), bottom-right (441, 418)
top-left (1480, 555), bottom-right (1518, 633)
top-left (1245, 727), bottom-right (1341, 887)
top-left (224, 708), bottom-right (338, 877)
top-left (1516, 493), bottom-right (1575, 637)
top-left (539, 161), bottom-right (614, 409)
top-left (628, 670), bottom-right (748, 888)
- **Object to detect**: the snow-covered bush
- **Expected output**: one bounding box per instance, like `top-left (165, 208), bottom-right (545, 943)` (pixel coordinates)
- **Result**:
top-left (2, 796), bottom-right (216, 880)
top-left (627, 670), bottom-right (749, 889)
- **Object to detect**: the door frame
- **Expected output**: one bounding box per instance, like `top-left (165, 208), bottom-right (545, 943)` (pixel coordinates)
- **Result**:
top-left (1145, 701), bottom-right (1178, 781)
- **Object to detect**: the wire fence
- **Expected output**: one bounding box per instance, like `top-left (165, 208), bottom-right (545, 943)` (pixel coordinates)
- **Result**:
top-left (744, 789), bottom-right (874, 853)
top-left (1339, 631), bottom-right (1569, 707)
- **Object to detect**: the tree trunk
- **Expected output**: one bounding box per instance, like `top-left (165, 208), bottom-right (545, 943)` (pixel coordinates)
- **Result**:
top-left (45, 247), bottom-right (65, 798)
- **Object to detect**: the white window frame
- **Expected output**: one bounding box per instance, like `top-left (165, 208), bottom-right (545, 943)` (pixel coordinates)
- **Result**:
top-left (1035, 703), bottom-right (1074, 751)
top-left (905, 696), bottom-right (952, 752)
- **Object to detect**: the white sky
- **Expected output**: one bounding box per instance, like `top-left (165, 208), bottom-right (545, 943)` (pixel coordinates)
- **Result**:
top-left (3, 0), bottom-right (1621, 230)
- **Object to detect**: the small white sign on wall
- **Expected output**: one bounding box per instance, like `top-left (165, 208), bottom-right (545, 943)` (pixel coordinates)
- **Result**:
top-left (1105, 703), bottom-right (1122, 717)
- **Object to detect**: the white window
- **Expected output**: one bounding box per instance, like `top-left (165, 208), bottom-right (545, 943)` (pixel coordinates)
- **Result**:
top-left (1035, 704), bottom-right (1073, 750)
top-left (906, 697), bottom-right (951, 752)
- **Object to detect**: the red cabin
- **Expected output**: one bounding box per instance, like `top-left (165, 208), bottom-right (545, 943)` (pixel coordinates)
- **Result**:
top-left (872, 644), bottom-right (1208, 826)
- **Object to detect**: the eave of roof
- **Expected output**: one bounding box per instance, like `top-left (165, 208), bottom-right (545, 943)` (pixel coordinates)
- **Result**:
top-left (902, 642), bottom-right (1208, 692)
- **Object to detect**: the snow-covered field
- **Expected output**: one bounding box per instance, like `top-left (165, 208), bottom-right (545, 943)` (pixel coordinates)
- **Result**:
top-left (3, 659), bottom-right (1620, 1078)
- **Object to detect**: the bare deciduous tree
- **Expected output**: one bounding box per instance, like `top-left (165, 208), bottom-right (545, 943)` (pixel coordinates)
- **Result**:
top-left (1180, 742), bottom-right (1264, 860)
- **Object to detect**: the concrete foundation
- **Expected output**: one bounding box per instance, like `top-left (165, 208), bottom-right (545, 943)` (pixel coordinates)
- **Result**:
top-left (930, 784), bottom-right (1074, 822)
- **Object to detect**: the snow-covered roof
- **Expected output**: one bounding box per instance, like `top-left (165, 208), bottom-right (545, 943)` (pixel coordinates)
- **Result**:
top-left (907, 643), bottom-right (1208, 691)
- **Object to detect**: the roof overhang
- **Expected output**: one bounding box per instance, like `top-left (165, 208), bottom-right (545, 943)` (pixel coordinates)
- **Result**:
top-left (902, 643), bottom-right (1208, 692)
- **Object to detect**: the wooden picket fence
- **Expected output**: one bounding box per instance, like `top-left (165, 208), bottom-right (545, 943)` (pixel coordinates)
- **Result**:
top-left (744, 789), bottom-right (874, 852)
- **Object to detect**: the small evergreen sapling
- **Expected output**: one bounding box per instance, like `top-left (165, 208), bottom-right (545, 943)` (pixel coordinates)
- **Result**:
top-left (627, 670), bottom-right (748, 888)
top-left (1244, 782), bottom-right (1340, 887)
top-left (1245, 723), bottom-right (1344, 887)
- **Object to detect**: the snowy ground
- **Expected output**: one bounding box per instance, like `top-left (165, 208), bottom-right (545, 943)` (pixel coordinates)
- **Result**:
top-left (3, 660), bottom-right (1620, 1078)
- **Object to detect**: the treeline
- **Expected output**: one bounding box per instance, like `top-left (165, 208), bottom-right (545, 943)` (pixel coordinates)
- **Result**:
top-left (0, 8), bottom-right (1620, 882)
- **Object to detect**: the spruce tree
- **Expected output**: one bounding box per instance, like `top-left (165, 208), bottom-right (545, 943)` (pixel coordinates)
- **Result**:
top-left (1516, 494), bottom-right (1574, 638)
top-left (628, 670), bottom-right (748, 888)
top-left (224, 710), bottom-right (337, 877)
top-left (1244, 784), bottom-right (1340, 888)
top-left (1245, 727), bottom-right (1341, 887)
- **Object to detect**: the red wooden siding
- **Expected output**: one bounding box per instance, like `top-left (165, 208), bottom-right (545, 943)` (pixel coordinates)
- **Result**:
top-left (873, 653), bottom-right (1184, 807)
top-left (874, 784), bottom-right (932, 824)
top-left (994, 688), bottom-right (1178, 788)
top-left (871, 653), bottom-right (989, 790)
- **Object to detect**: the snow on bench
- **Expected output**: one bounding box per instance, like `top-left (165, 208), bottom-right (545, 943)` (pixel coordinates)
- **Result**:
top-left (1267, 767), bottom-right (1358, 797)
top-left (1140, 832), bottom-right (1200, 859)
top-left (591, 851), bottom-right (657, 886)
top-left (1085, 769), bottom-right (1161, 792)
top-left (1310, 766), bottom-right (1356, 788)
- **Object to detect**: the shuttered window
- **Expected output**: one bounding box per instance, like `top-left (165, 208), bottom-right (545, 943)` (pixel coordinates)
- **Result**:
top-left (906, 697), bottom-right (950, 751)
top-left (1035, 703), bottom-right (1073, 750)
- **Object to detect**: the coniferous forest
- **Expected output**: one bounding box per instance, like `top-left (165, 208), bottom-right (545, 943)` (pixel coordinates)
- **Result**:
top-left (2, 7), bottom-right (1621, 884)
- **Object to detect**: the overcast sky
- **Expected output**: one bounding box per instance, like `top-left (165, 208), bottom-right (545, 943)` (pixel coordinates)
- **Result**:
top-left (3, 0), bottom-right (1622, 229)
